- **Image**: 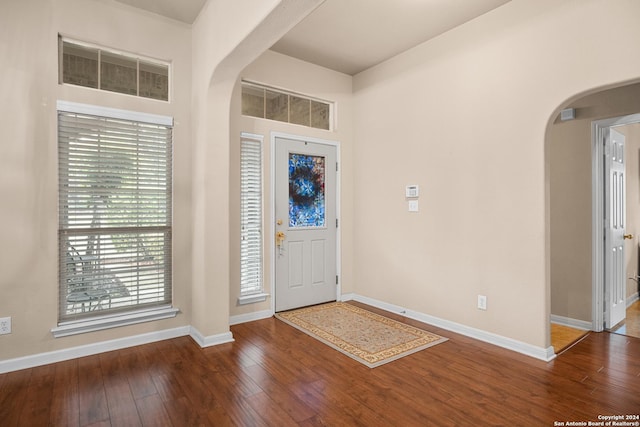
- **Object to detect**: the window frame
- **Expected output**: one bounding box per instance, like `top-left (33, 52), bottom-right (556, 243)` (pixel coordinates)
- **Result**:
top-left (241, 81), bottom-right (333, 131)
top-left (59, 36), bottom-right (171, 102)
top-left (52, 101), bottom-right (177, 337)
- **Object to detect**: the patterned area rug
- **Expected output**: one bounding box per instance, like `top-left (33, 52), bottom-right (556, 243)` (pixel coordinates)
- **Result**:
top-left (275, 302), bottom-right (448, 368)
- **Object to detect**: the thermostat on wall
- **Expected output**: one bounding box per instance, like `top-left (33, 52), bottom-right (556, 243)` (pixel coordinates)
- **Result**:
top-left (405, 185), bottom-right (419, 198)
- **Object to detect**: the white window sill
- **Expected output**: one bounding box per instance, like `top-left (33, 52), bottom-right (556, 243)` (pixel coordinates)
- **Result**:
top-left (237, 293), bottom-right (269, 305)
top-left (51, 306), bottom-right (180, 338)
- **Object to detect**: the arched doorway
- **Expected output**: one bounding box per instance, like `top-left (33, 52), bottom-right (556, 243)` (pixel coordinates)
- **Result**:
top-left (548, 81), bottom-right (640, 352)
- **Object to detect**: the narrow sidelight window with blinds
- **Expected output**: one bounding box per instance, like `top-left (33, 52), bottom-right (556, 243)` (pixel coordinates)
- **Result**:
top-left (240, 135), bottom-right (264, 296)
top-left (58, 104), bottom-right (173, 323)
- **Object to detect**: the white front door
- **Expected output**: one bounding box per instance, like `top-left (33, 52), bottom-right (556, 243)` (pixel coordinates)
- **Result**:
top-left (274, 136), bottom-right (337, 312)
top-left (604, 128), bottom-right (627, 328)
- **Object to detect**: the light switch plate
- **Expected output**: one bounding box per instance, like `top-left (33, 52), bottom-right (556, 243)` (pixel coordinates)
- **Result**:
top-left (477, 295), bottom-right (487, 311)
top-left (405, 185), bottom-right (419, 198)
top-left (408, 200), bottom-right (419, 212)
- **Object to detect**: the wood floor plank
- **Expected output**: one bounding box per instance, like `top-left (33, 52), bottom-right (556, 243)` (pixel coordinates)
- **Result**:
top-left (119, 347), bottom-right (159, 400)
top-left (160, 359), bottom-right (216, 415)
top-left (19, 364), bottom-right (55, 426)
top-left (198, 370), bottom-right (267, 426)
top-left (77, 355), bottom-right (110, 426)
top-left (0, 369), bottom-right (31, 427)
top-left (151, 373), bottom-right (187, 405)
top-left (2, 303), bottom-right (640, 426)
top-left (100, 351), bottom-right (142, 427)
top-left (245, 391), bottom-right (300, 427)
top-left (161, 394), bottom-right (213, 426)
top-left (134, 394), bottom-right (172, 427)
top-left (50, 359), bottom-right (80, 427)
top-left (104, 381), bottom-right (142, 427)
top-left (242, 363), bottom-right (317, 423)
top-left (551, 323), bottom-right (589, 353)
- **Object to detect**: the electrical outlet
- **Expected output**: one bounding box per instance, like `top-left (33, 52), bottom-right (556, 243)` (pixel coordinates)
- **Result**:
top-left (0, 317), bottom-right (11, 335)
top-left (477, 295), bottom-right (487, 311)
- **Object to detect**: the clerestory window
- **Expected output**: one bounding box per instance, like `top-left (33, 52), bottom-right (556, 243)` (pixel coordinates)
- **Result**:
top-left (241, 81), bottom-right (332, 131)
top-left (59, 37), bottom-right (170, 101)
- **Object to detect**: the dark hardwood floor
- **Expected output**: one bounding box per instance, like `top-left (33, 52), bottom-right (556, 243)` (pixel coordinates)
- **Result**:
top-left (2, 302), bottom-right (640, 426)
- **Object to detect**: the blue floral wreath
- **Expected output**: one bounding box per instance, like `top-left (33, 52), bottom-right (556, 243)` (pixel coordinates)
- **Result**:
top-left (289, 154), bottom-right (325, 227)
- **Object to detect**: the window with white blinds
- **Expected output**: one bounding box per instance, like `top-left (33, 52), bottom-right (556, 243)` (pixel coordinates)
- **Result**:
top-left (57, 103), bottom-right (173, 323)
top-left (240, 134), bottom-right (264, 297)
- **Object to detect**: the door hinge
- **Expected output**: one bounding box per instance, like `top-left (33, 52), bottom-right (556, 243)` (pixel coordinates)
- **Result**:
top-left (336, 162), bottom-right (339, 172)
top-left (336, 275), bottom-right (339, 285)
top-left (336, 218), bottom-right (339, 228)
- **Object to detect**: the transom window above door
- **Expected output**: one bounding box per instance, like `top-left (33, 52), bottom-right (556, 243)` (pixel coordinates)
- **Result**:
top-left (241, 81), bottom-right (333, 131)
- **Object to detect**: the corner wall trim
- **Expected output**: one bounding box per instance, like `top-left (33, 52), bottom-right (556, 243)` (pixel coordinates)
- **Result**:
top-left (343, 293), bottom-right (556, 362)
top-left (0, 326), bottom-right (190, 374)
top-left (189, 327), bottom-right (234, 348)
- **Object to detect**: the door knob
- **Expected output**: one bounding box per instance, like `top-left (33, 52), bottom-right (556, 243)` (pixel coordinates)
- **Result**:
top-left (624, 234), bottom-right (634, 240)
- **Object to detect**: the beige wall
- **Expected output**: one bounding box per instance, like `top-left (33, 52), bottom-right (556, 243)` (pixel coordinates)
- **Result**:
top-left (352, 0), bottom-right (640, 348)
top-left (0, 0), bottom-right (192, 360)
top-left (549, 84), bottom-right (640, 322)
top-left (5, 0), bottom-right (640, 364)
top-left (229, 50), bottom-right (354, 318)
top-left (0, 0), bottom-right (321, 362)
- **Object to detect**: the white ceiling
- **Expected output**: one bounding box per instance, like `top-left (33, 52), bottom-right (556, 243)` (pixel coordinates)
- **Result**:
top-left (113, 0), bottom-right (511, 75)
top-left (113, 0), bottom-right (207, 25)
top-left (271, 0), bottom-right (511, 75)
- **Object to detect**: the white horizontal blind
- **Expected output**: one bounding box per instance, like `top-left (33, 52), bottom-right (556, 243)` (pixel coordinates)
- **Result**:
top-left (240, 135), bottom-right (263, 295)
top-left (58, 108), bottom-right (172, 322)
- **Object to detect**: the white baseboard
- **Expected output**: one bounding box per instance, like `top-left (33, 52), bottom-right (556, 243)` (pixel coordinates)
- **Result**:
top-left (229, 309), bottom-right (273, 325)
top-left (189, 327), bottom-right (234, 348)
top-left (0, 326), bottom-right (190, 374)
top-left (340, 292), bottom-right (356, 302)
top-left (550, 314), bottom-right (592, 330)
top-left (1, 293), bottom-right (564, 374)
top-left (343, 293), bottom-right (556, 362)
top-left (0, 325), bottom-right (239, 374)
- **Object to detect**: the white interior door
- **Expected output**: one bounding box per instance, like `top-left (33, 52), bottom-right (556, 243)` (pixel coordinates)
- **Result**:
top-left (604, 128), bottom-right (627, 328)
top-left (274, 137), bottom-right (337, 312)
